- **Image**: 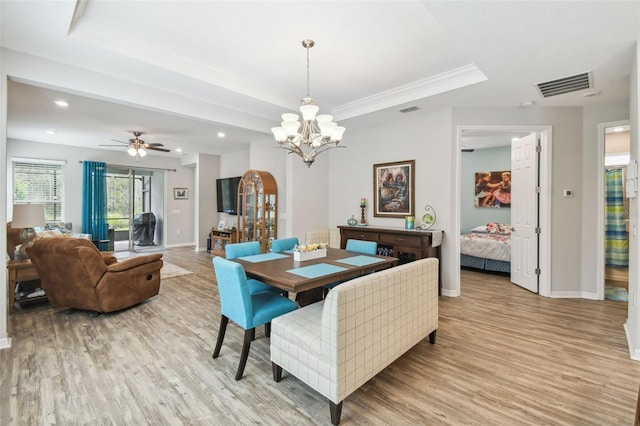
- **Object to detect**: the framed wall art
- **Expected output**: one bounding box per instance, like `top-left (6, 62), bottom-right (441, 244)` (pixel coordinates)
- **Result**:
top-left (474, 170), bottom-right (511, 208)
top-left (373, 159), bottom-right (415, 218)
top-left (174, 188), bottom-right (189, 199)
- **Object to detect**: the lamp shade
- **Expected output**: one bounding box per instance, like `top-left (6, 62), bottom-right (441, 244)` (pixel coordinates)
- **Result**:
top-left (12, 204), bottom-right (45, 228)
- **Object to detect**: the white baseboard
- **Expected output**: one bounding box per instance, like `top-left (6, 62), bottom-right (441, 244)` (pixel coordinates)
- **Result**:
top-left (164, 242), bottom-right (195, 249)
top-left (0, 337), bottom-right (12, 350)
top-left (549, 290), bottom-right (598, 299)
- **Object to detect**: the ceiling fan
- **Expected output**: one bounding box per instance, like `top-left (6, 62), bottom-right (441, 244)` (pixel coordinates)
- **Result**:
top-left (100, 131), bottom-right (170, 160)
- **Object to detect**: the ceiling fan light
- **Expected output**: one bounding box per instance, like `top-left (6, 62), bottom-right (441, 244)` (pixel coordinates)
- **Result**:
top-left (138, 148), bottom-right (147, 157)
top-left (127, 147), bottom-right (137, 156)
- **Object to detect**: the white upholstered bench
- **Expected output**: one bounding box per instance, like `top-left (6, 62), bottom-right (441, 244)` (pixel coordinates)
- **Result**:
top-left (270, 257), bottom-right (439, 424)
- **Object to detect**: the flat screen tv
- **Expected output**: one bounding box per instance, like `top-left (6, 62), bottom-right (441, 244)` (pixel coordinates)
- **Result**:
top-left (216, 176), bottom-right (241, 215)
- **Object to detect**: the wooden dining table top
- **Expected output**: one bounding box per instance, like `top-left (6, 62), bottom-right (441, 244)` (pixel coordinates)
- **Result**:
top-left (231, 247), bottom-right (398, 294)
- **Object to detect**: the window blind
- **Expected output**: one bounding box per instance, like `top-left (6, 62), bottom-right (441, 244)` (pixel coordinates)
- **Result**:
top-left (12, 160), bottom-right (64, 221)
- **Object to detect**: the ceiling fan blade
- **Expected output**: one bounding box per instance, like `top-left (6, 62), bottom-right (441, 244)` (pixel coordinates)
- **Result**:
top-left (99, 144), bottom-right (129, 147)
top-left (110, 139), bottom-right (128, 144)
top-left (146, 146), bottom-right (171, 153)
top-left (143, 142), bottom-right (164, 147)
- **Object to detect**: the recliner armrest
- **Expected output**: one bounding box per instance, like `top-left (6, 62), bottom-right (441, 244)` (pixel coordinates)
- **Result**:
top-left (101, 253), bottom-right (118, 265)
top-left (108, 254), bottom-right (163, 272)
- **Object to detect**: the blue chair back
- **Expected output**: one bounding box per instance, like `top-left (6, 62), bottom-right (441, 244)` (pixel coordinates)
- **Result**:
top-left (225, 241), bottom-right (261, 260)
top-left (213, 257), bottom-right (253, 329)
top-left (345, 239), bottom-right (377, 255)
top-left (271, 237), bottom-right (299, 253)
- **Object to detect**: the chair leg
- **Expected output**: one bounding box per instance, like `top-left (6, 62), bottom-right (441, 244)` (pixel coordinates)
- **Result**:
top-left (272, 362), bottom-right (283, 382)
top-left (330, 401), bottom-right (343, 425)
top-left (265, 322), bottom-right (271, 338)
top-left (235, 328), bottom-right (254, 381)
top-left (429, 329), bottom-right (437, 344)
top-left (212, 315), bottom-right (229, 358)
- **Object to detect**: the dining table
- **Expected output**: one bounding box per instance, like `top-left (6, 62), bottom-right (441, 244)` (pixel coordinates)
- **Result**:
top-left (231, 247), bottom-right (398, 305)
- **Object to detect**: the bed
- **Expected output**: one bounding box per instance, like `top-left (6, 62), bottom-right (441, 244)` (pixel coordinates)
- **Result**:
top-left (460, 223), bottom-right (512, 273)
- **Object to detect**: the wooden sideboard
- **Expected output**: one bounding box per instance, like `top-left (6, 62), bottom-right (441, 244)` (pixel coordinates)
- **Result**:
top-left (338, 225), bottom-right (442, 292)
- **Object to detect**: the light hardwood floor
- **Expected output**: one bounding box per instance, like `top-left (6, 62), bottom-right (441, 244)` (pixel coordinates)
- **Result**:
top-left (2, 247), bottom-right (639, 425)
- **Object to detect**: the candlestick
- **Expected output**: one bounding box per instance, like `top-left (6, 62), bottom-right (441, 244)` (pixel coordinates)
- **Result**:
top-left (360, 205), bottom-right (366, 224)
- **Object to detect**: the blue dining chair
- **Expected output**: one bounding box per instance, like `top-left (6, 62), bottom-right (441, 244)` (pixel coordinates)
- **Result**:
top-left (225, 241), bottom-right (285, 295)
top-left (271, 237), bottom-right (299, 253)
top-left (212, 257), bottom-right (298, 380)
top-left (345, 239), bottom-right (378, 255)
top-left (323, 239), bottom-right (378, 296)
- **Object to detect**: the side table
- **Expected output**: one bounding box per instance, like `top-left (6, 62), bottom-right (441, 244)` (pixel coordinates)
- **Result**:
top-left (7, 260), bottom-right (42, 314)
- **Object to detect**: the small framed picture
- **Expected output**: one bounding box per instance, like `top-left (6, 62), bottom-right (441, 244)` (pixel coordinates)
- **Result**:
top-left (217, 220), bottom-right (226, 230)
top-left (174, 188), bottom-right (188, 199)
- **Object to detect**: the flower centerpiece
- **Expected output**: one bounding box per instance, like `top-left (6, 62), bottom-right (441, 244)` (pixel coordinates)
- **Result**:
top-left (293, 242), bottom-right (328, 261)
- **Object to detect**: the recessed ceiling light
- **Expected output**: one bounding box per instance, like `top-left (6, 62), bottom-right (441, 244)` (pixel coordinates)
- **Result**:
top-left (45, 130), bottom-right (57, 135)
top-left (54, 100), bottom-right (69, 107)
top-left (583, 91), bottom-right (600, 97)
top-left (217, 132), bottom-right (226, 138)
top-left (175, 148), bottom-right (183, 153)
top-left (519, 100), bottom-right (535, 107)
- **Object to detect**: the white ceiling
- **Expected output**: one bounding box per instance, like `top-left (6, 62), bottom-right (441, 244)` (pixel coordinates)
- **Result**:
top-left (2, 1), bottom-right (638, 157)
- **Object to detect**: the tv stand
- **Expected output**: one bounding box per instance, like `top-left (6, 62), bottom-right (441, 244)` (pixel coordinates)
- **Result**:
top-left (210, 228), bottom-right (238, 258)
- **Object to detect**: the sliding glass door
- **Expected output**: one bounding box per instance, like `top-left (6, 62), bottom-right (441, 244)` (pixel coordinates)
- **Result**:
top-left (106, 166), bottom-right (165, 252)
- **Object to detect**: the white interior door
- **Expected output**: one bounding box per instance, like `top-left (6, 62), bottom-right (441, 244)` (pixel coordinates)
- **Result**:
top-left (511, 133), bottom-right (539, 292)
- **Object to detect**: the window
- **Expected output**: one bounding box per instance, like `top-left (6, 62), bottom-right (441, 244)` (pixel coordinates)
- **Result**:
top-left (12, 159), bottom-right (65, 221)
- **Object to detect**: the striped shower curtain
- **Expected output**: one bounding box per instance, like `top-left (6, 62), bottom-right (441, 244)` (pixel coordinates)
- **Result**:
top-left (82, 161), bottom-right (108, 250)
top-left (605, 168), bottom-right (628, 267)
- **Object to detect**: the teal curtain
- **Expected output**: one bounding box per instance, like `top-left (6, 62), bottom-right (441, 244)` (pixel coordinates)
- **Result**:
top-left (605, 168), bottom-right (628, 267)
top-left (82, 161), bottom-right (108, 250)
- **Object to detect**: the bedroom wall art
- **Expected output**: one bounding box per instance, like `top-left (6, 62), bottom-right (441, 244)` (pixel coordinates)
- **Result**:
top-left (474, 170), bottom-right (511, 208)
top-left (373, 160), bottom-right (415, 218)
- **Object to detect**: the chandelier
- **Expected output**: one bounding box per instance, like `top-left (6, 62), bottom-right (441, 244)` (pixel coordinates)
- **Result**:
top-left (272, 40), bottom-right (346, 167)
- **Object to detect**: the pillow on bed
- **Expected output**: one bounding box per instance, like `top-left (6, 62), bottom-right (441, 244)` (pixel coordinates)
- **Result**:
top-left (485, 222), bottom-right (513, 235)
top-left (470, 225), bottom-right (488, 233)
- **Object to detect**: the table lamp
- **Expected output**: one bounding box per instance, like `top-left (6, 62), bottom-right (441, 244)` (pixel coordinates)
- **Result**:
top-left (12, 204), bottom-right (45, 260)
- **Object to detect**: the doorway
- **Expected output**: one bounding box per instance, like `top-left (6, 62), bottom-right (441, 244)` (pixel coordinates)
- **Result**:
top-left (597, 121), bottom-right (631, 301)
top-left (453, 125), bottom-right (552, 297)
top-left (106, 166), bottom-right (166, 253)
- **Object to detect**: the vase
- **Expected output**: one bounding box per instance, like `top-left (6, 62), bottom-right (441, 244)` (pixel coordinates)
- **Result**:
top-left (347, 215), bottom-right (358, 226)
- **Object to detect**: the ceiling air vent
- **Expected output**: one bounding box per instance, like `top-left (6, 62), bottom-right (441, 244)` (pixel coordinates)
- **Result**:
top-left (399, 106), bottom-right (419, 113)
top-left (536, 71), bottom-right (592, 98)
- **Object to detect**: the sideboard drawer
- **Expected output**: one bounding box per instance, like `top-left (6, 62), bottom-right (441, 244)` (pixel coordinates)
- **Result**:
top-left (379, 233), bottom-right (422, 248)
top-left (342, 229), bottom-right (379, 242)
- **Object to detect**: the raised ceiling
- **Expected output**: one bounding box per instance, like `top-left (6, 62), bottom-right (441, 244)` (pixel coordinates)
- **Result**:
top-left (2, 1), bottom-right (638, 157)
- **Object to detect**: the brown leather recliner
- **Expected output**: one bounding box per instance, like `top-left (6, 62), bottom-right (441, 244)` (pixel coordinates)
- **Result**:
top-left (26, 237), bottom-right (163, 313)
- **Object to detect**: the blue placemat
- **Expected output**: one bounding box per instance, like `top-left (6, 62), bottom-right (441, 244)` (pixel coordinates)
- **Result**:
top-left (286, 263), bottom-right (347, 278)
top-left (238, 252), bottom-right (289, 263)
top-left (337, 255), bottom-right (386, 267)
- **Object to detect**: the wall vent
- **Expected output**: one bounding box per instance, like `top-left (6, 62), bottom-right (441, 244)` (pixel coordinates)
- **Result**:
top-left (399, 106), bottom-right (419, 113)
top-left (536, 71), bottom-right (592, 98)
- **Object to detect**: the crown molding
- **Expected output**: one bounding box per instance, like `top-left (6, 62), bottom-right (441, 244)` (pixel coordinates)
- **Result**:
top-left (333, 63), bottom-right (487, 121)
